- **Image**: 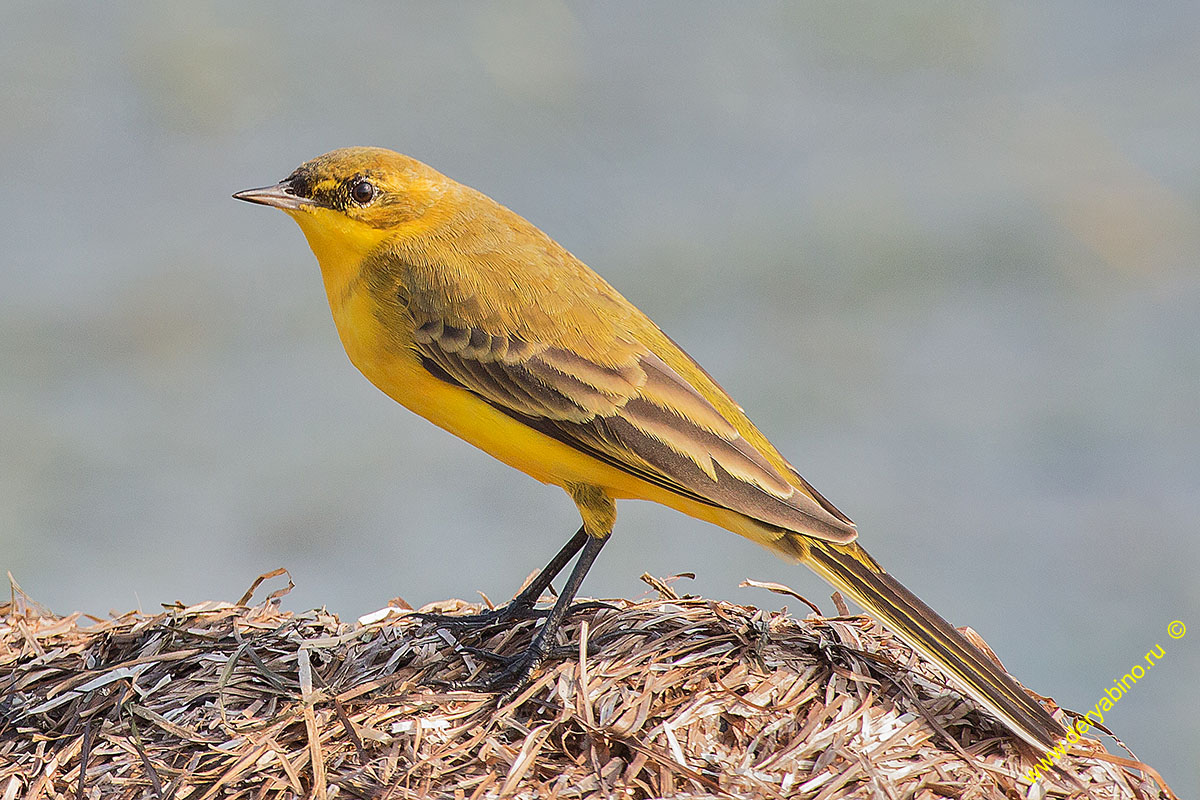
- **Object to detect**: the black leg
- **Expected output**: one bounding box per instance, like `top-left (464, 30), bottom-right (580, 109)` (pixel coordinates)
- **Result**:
top-left (502, 525), bottom-right (589, 612)
top-left (412, 525), bottom-right (589, 628)
top-left (456, 531), bottom-right (609, 697)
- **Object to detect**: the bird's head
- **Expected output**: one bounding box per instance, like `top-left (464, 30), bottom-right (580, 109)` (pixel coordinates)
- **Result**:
top-left (234, 147), bottom-right (453, 262)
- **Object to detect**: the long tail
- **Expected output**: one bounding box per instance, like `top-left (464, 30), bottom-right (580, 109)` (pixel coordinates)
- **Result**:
top-left (796, 538), bottom-right (1064, 751)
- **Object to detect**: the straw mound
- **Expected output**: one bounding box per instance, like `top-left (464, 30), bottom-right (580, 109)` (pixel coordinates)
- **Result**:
top-left (0, 574), bottom-right (1173, 800)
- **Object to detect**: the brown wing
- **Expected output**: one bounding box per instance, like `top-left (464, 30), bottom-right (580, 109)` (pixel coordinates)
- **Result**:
top-left (410, 317), bottom-right (857, 543)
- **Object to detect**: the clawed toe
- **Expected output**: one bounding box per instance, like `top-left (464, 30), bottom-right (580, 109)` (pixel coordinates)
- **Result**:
top-left (448, 649), bottom-right (544, 697)
top-left (410, 602), bottom-right (548, 630)
top-left (454, 643), bottom-right (512, 663)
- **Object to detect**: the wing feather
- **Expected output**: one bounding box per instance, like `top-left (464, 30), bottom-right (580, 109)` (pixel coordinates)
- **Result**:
top-left (409, 313), bottom-right (856, 542)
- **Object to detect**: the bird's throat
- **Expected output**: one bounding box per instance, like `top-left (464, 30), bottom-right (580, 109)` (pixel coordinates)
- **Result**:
top-left (288, 208), bottom-right (391, 312)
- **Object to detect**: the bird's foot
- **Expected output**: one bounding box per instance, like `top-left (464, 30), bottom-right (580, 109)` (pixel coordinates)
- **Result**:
top-left (442, 642), bottom-right (547, 702)
top-left (437, 623), bottom-right (652, 701)
top-left (412, 599), bottom-right (615, 631)
top-left (409, 600), bottom-right (548, 630)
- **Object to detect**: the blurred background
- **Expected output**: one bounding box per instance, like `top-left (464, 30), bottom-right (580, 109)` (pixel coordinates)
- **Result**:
top-left (1, 2), bottom-right (1196, 792)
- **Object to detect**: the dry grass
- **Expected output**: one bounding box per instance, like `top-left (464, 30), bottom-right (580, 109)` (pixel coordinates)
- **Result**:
top-left (0, 571), bottom-right (1175, 799)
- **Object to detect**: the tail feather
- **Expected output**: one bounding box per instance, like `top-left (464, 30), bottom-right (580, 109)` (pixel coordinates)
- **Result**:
top-left (798, 538), bottom-right (1064, 751)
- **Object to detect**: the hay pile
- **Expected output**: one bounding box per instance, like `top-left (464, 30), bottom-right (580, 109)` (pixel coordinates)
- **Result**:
top-left (0, 572), bottom-right (1175, 799)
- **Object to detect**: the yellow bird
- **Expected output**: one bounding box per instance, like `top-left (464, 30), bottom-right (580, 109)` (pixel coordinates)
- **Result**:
top-left (235, 147), bottom-right (1064, 751)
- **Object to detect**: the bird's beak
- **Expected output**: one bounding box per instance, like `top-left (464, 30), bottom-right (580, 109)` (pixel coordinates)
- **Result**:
top-left (232, 181), bottom-right (313, 211)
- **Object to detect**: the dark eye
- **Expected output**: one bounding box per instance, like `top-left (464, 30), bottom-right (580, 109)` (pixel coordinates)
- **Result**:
top-left (349, 178), bottom-right (376, 205)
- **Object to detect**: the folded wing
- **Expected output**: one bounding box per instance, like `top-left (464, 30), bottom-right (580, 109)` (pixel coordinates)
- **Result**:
top-left (411, 315), bottom-right (857, 543)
